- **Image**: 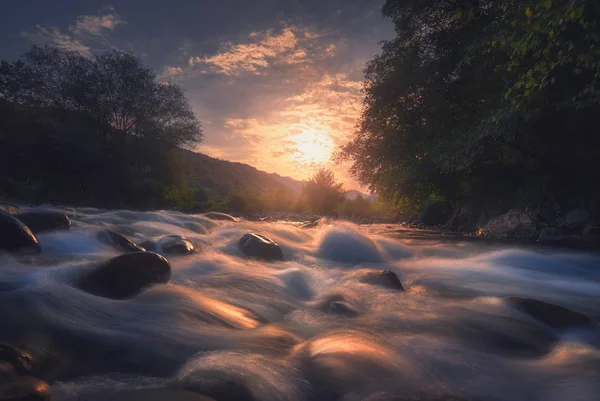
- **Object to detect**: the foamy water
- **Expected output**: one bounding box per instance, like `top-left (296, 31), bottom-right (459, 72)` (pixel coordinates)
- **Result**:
top-left (1, 207), bottom-right (600, 401)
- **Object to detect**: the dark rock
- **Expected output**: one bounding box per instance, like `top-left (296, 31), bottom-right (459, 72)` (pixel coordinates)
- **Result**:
top-left (477, 210), bottom-right (537, 239)
top-left (76, 252), bottom-right (171, 299)
top-left (0, 376), bottom-right (52, 401)
top-left (357, 270), bottom-right (404, 291)
top-left (97, 230), bottom-right (145, 253)
top-left (506, 297), bottom-right (594, 330)
top-left (13, 212), bottom-right (70, 234)
top-left (0, 202), bottom-right (21, 215)
top-left (0, 211), bottom-right (40, 254)
top-left (328, 301), bottom-right (360, 317)
top-left (526, 203), bottom-right (557, 225)
top-left (202, 212), bottom-right (239, 222)
top-left (585, 226), bottom-right (600, 236)
top-left (565, 208), bottom-right (591, 229)
top-left (156, 235), bottom-right (195, 255)
top-left (238, 233), bottom-right (283, 261)
top-left (419, 201), bottom-right (453, 226)
top-left (139, 235), bottom-right (195, 256)
top-left (0, 344), bottom-right (33, 378)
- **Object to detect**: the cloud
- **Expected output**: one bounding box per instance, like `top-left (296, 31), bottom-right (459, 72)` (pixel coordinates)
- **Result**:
top-left (21, 6), bottom-right (125, 56)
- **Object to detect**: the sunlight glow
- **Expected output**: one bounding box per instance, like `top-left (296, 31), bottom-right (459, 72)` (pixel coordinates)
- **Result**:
top-left (290, 129), bottom-right (334, 165)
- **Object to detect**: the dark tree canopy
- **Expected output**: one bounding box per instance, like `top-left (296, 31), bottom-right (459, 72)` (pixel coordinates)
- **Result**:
top-left (339, 0), bottom-right (600, 214)
top-left (0, 46), bottom-right (203, 209)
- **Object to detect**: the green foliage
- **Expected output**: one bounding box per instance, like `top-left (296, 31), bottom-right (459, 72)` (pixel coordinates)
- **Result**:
top-left (301, 169), bottom-right (346, 215)
top-left (339, 0), bottom-right (600, 213)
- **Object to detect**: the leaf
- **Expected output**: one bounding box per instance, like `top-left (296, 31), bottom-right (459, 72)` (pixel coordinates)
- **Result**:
top-left (525, 7), bottom-right (534, 18)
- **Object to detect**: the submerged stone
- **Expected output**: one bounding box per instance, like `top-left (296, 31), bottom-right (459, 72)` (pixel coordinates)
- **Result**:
top-left (505, 297), bottom-right (594, 330)
top-left (0, 211), bottom-right (40, 254)
top-left (76, 252), bottom-right (171, 299)
top-left (139, 235), bottom-right (195, 256)
top-left (238, 233), bottom-right (283, 261)
top-left (357, 270), bottom-right (404, 291)
top-left (14, 211), bottom-right (71, 234)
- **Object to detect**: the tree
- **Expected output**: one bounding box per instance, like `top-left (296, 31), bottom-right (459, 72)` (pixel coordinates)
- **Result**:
top-left (339, 0), bottom-right (600, 214)
top-left (301, 169), bottom-right (346, 215)
top-left (1, 46), bottom-right (203, 148)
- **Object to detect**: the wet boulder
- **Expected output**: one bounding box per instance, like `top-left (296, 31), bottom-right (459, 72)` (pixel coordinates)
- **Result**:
top-left (0, 211), bottom-right (40, 254)
top-left (202, 212), bottom-right (239, 222)
top-left (140, 235), bottom-right (195, 256)
top-left (477, 210), bottom-right (537, 239)
top-left (13, 211), bottom-right (71, 234)
top-left (157, 235), bottom-right (195, 255)
top-left (505, 297), bottom-right (593, 330)
top-left (357, 270), bottom-right (404, 291)
top-left (419, 201), bottom-right (453, 226)
top-left (97, 230), bottom-right (145, 253)
top-left (76, 252), bottom-right (171, 299)
top-left (564, 208), bottom-right (592, 230)
top-left (238, 233), bottom-right (283, 261)
top-left (0, 376), bottom-right (52, 401)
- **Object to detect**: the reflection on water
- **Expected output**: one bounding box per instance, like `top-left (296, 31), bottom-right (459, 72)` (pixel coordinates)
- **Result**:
top-left (1, 208), bottom-right (600, 401)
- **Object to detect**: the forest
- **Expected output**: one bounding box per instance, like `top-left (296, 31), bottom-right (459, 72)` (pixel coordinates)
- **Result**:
top-left (340, 0), bottom-right (600, 222)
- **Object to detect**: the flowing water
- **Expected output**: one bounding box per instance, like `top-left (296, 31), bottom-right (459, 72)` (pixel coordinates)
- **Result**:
top-left (1, 207), bottom-right (600, 401)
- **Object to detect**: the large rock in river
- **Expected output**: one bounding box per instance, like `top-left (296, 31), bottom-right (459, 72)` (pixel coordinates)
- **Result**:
top-left (505, 297), bottom-right (593, 330)
top-left (14, 211), bottom-right (71, 234)
top-left (238, 233), bottom-right (283, 261)
top-left (478, 210), bottom-right (537, 239)
top-left (0, 343), bottom-right (34, 378)
top-left (76, 252), bottom-right (171, 299)
top-left (419, 201), bottom-right (453, 226)
top-left (0, 211), bottom-right (40, 254)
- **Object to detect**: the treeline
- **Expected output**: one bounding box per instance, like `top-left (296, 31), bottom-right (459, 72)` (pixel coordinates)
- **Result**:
top-left (340, 0), bottom-right (600, 217)
top-left (0, 46), bottom-right (202, 209)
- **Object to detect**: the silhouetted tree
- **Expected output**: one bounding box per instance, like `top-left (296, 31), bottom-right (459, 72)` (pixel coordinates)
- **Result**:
top-left (301, 169), bottom-right (345, 215)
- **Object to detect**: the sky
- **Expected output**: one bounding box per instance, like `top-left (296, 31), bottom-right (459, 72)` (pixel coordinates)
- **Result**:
top-left (0, 0), bottom-right (394, 190)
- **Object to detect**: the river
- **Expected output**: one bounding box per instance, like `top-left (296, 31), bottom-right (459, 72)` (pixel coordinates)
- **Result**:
top-left (1, 207), bottom-right (599, 401)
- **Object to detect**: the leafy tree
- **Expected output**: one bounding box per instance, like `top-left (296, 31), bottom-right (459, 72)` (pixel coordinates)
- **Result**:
top-left (339, 0), bottom-right (600, 214)
top-left (301, 169), bottom-right (346, 215)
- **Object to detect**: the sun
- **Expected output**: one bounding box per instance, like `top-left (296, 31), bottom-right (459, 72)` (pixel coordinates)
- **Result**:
top-left (291, 129), bottom-right (334, 165)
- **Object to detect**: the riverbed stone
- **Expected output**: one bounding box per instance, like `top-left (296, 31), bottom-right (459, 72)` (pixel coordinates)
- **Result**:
top-left (478, 210), bottom-right (537, 239)
top-left (76, 252), bottom-right (171, 299)
top-left (505, 297), bottom-right (593, 330)
top-left (0, 211), bottom-right (40, 254)
top-left (238, 233), bottom-right (283, 261)
top-left (13, 211), bottom-right (71, 234)
top-left (357, 270), bottom-right (404, 291)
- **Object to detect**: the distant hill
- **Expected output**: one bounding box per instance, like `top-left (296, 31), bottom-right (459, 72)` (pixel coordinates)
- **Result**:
top-left (346, 189), bottom-right (376, 201)
top-left (176, 149), bottom-right (299, 198)
top-left (177, 149), bottom-right (370, 202)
